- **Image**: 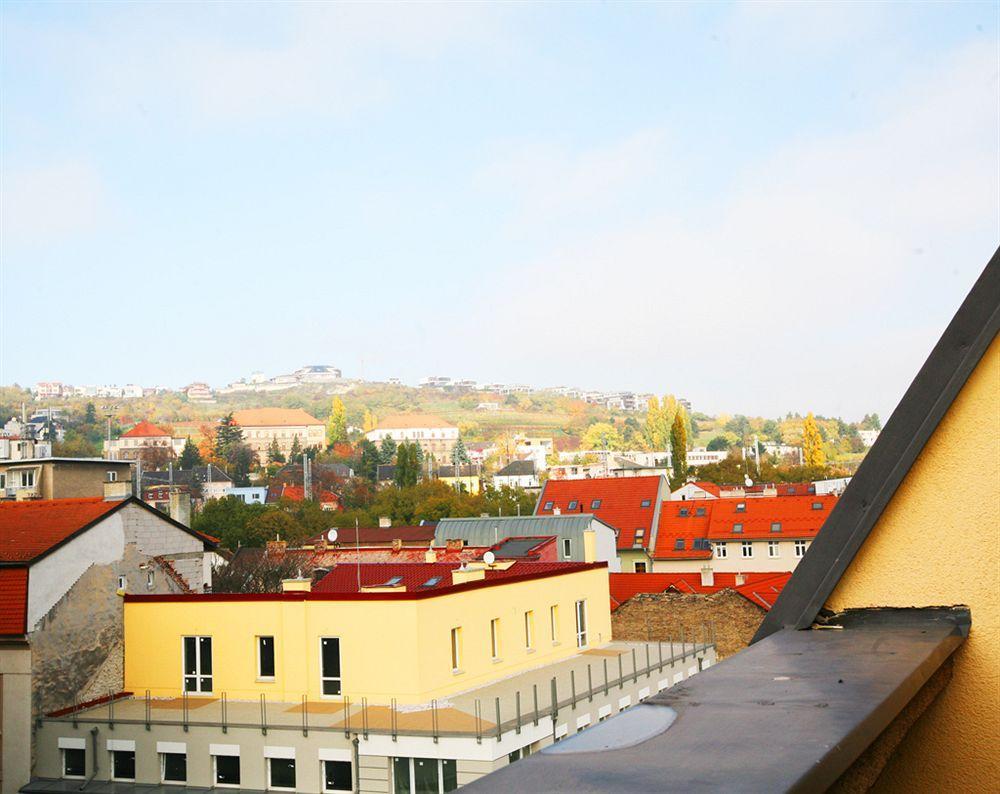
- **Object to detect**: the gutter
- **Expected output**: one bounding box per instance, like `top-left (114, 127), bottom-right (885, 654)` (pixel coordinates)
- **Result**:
top-left (80, 726), bottom-right (99, 790)
top-left (352, 735), bottom-right (361, 794)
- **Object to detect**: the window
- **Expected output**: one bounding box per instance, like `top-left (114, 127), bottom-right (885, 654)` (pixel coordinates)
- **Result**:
top-left (524, 611), bottom-right (534, 650)
top-left (812, 502), bottom-right (824, 510)
top-left (562, 538), bottom-right (572, 558)
top-left (715, 542), bottom-right (727, 559)
top-left (490, 618), bottom-right (501, 659)
top-left (162, 753), bottom-right (187, 783)
top-left (320, 637), bottom-right (342, 695)
top-left (183, 636), bottom-right (212, 693)
top-left (550, 605), bottom-right (559, 643)
top-left (258, 636), bottom-right (275, 680)
top-left (768, 541), bottom-right (780, 558)
top-left (118, 575), bottom-right (128, 591)
top-left (696, 507), bottom-right (707, 517)
top-left (634, 562), bottom-right (647, 573)
top-left (146, 570), bottom-right (155, 590)
top-left (269, 758), bottom-right (296, 790)
top-left (633, 528), bottom-right (645, 547)
top-left (771, 522), bottom-right (782, 533)
top-left (641, 499), bottom-right (652, 507)
top-left (736, 502), bottom-right (746, 512)
top-left (63, 748), bottom-right (86, 778)
top-left (323, 760), bottom-right (353, 792)
top-left (679, 508), bottom-right (689, 517)
top-left (112, 750), bottom-right (136, 781)
top-left (507, 746), bottom-right (531, 764)
top-left (568, 500), bottom-right (579, 510)
top-left (575, 600), bottom-right (588, 648)
top-left (674, 539), bottom-right (685, 550)
top-left (18, 470), bottom-right (35, 487)
top-left (450, 627), bottom-right (461, 671)
top-left (107, 470), bottom-right (118, 482)
top-left (795, 540), bottom-right (808, 557)
top-left (214, 755), bottom-right (240, 787)
top-left (392, 757), bottom-right (457, 794)
top-left (590, 499), bottom-right (601, 509)
top-left (732, 523), bottom-right (744, 534)
top-left (543, 501), bottom-right (553, 510)
top-left (742, 541), bottom-right (753, 558)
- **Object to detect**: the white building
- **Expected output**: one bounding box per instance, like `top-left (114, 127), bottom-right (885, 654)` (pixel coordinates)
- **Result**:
top-left (687, 447), bottom-right (729, 467)
top-left (104, 420), bottom-right (186, 461)
top-left (366, 414), bottom-right (459, 460)
top-left (858, 429), bottom-right (880, 447)
top-left (224, 486), bottom-right (268, 505)
top-left (492, 460), bottom-right (540, 490)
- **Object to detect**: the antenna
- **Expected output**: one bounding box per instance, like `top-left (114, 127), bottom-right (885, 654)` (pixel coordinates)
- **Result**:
top-left (483, 550), bottom-right (496, 566)
top-left (355, 517), bottom-right (361, 592)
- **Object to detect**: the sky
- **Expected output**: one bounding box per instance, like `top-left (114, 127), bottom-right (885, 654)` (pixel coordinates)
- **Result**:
top-left (1, 1), bottom-right (997, 420)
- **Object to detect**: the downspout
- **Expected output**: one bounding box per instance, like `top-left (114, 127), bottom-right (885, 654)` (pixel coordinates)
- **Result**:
top-left (80, 726), bottom-right (99, 790)
top-left (352, 735), bottom-right (361, 794)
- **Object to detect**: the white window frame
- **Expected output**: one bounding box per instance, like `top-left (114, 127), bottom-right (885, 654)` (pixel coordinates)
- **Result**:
top-left (160, 751), bottom-right (187, 785)
top-left (715, 542), bottom-right (727, 559)
top-left (267, 757), bottom-right (297, 792)
top-left (212, 754), bottom-right (241, 788)
top-left (490, 618), bottom-right (501, 660)
top-left (61, 747), bottom-right (86, 780)
top-left (741, 541), bottom-right (753, 559)
top-left (795, 540), bottom-right (808, 558)
top-left (633, 562), bottom-right (647, 573)
top-left (392, 757), bottom-right (456, 794)
top-left (575, 600), bottom-right (588, 648)
top-left (107, 470), bottom-right (118, 482)
top-left (257, 635), bottom-right (276, 681)
top-left (562, 538), bottom-right (572, 559)
top-left (768, 541), bottom-right (780, 558)
top-left (319, 636), bottom-right (342, 697)
top-left (110, 749), bottom-right (136, 782)
top-left (183, 636), bottom-right (213, 695)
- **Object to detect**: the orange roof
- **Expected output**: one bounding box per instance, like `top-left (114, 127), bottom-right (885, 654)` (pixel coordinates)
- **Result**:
top-left (536, 475), bottom-right (664, 550)
top-left (0, 498), bottom-right (122, 562)
top-left (688, 481), bottom-right (721, 497)
top-left (231, 408), bottom-right (322, 427)
top-left (608, 571), bottom-right (792, 612)
top-left (706, 494), bottom-right (837, 540)
top-left (277, 485), bottom-right (340, 506)
top-left (653, 502), bottom-right (714, 559)
top-left (0, 567), bottom-right (28, 636)
top-left (374, 413), bottom-right (456, 430)
top-left (122, 420), bottom-right (171, 438)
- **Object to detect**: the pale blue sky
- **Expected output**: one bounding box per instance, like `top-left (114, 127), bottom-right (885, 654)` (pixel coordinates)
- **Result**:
top-left (2, 1), bottom-right (997, 419)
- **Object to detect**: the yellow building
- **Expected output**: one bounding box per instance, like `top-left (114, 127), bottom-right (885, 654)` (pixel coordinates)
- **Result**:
top-left (231, 408), bottom-right (325, 463)
top-left (125, 561), bottom-right (611, 705)
top-left (436, 464), bottom-right (482, 494)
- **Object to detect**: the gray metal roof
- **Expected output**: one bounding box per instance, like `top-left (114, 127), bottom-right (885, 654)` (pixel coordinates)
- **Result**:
top-left (436, 513), bottom-right (611, 546)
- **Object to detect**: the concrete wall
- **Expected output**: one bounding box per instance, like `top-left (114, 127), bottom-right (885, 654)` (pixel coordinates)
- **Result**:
top-left (827, 334), bottom-right (999, 792)
top-left (611, 591), bottom-right (764, 659)
top-left (47, 462), bottom-right (132, 499)
top-left (650, 539), bottom-right (809, 574)
top-left (0, 642), bottom-right (31, 794)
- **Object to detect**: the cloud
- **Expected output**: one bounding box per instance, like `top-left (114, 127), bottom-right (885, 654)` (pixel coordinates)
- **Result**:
top-left (0, 160), bottom-right (114, 250)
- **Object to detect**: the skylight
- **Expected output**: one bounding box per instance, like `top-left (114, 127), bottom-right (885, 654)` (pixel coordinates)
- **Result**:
top-left (421, 576), bottom-right (442, 588)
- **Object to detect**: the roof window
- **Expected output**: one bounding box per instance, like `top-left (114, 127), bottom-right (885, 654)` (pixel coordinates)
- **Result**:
top-left (732, 523), bottom-right (744, 534)
top-left (696, 507), bottom-right (707, 516)
top-left (421, 576), bottom-right (442, 588)
top-left (812, 501), bottom-right (824, 510)
top-left (674, 539), bottom-right (685, 550)
top-left (736, 502), bottom-right (746, 512)
top-left (384, 576), bottom-right (403, 586)
top-left (641, 499), bottom-right (652, 508)
top-left (543, 501), bottom-right (553, 510)
top-left (568, 500), bottom-right (579, 510)
top-left (771, 522), bottom-right (782, 533)
top-left (591, 499), bottom-right (602, 509)
top-left (679, 508), bottom-right (689, 517)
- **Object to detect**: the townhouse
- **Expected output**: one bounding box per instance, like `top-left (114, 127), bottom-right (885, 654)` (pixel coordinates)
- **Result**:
top-left (0, 457), bottom-right (133, 501)
top-left (104, 420), bottom-right (186, 461)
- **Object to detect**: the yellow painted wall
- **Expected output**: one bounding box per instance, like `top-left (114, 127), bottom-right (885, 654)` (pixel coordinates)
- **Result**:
top-left (827, 334), bottom-right (999, 791)
top-left (124, 567), bottom-right (611, 704)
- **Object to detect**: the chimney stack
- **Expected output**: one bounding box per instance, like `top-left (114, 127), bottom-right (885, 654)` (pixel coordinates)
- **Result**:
top-left (425, 544), bottom-right (437, 563)
top-left (168, 490), bottom-right (192, 526)
top-left (267, 538), bottom-right (288, 558)
top-left (735, 572), bottom-right (746, 586)
top-left (379, 516), bottom-right (391, 528)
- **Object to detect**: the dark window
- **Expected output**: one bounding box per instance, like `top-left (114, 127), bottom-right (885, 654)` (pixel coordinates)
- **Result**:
top-left (543, 501), bottom-right (553, 510)
top-left (324, 760), bottom-right (352, 792)
top-left (269, 758), bottom-right (296, 790)
top-left (733, 523), bottom-right (744, 533)
top-left (163, 753), bottom-right (187, 782)
top-left (771, 522), bottom-right (782, 533)
top-left (258, 636), bottom-right (275, 678)
top-left (392, 758), bottom-right (410, 794)
top-left (568, 500), bottom-right (579, 510)
top-left (736, 503), bottom-right (746, 512)
top-left (183, 635), bottom-right (212, 693)
top-left (808, 485), bottom-right (816, 494)
top-left (679, 508), bottom-right (689, 517)
top-left (443, 759), bottom-right (457, 792)
top-left (422, 576), bottom-right (442, 588)
top-left (696, 507), bottom-right (707, 516)
top-left (414, 758), bottom-right (438, 793)
top-left (215, 755), bottom-right (240, 786)
top-left (634, 562), bottom-right (647, 573)
top-left (674, 539), bottom-right (685, 550)
top-left (112, 751), bottom-right (136, 781)
top-left (63, 748), bottom-right (85, 777)
top-left (641, 499), bottom-right (652, 507)
top-left (787, 487), bottom-right (797, 494)
top-left (321, 637), bottom-right (342, 695)
top-left (590, 499), bottom-right (601, 509)
top-left (812, 502), bottom-right (824, 510)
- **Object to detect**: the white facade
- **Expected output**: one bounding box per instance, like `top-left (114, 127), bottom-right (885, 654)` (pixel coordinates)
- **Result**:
top-left (224, 486), bottom-right (268, 504)
top-left (858, 429), bottom-right (879, 447)
top-left (671, 482), bottom-right (719, 501)
top-left (814, 477), bottom-right (852, 495)
top-left (687, 447), bottom-right (729, 467)
top-left (651, 539), bottom-right (811, 574)
top-left (492, 472), bottom-right (540, 490)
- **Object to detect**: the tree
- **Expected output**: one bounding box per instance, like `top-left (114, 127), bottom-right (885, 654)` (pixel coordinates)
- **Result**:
top-left (326, 397), bottom-right (347, 446)
top-left (358, 440), bottom-right (380, 483)
top-left (214, 413), bottom-right (244, 459)
top-left (363, 409), bottom-right (378, 433)
top-left (669, 407), bottom-right (689, 489)
top-left (226, 442), bottom-right (257, 486)
top-left (212, 549), bottom-right (314, 594)
top-left (861, 413), bottom-right (882, 431)
top-left (451, 436), bottom-right (470, 466)
top-left (761, 419), bottom-right (782, 443)
top-left (581, 422), bottom-right (624, 451)
top-left (802, 412), bottom-right (826, 467)
top-left (379, 436), bottom-right (397, 464)
top-left (178, 437), bottom-right (203, 470)
top-left (723, 415), bottom-right (753, 445)
top-left (394, 442), bottom-right (420, 487)
top-left (267, 438), bottom-right (286, 465)
top-left (289, 435), bottom-right (303, 464)
top-left (706, 435), bottom-right (731, 451)
top-left (84, 402), bottom-right (98, 425)
top-left (138, 445), bottom-right (173, 471)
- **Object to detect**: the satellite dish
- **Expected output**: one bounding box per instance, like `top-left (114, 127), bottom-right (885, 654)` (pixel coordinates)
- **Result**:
top-left (744, 476), bottom-right (754, 487)
top-left (326, 528), bottom-right (338, 543)
top-left (483, 551), bottom-right (496, 565)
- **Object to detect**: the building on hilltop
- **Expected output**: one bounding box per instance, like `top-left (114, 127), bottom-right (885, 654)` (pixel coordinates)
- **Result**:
top-left (103, 420), bottom-right (186, 462)
top-left (231, 407), bottom-right (325, 464)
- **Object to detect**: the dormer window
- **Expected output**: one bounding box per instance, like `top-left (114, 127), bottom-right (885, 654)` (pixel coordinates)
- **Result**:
top-left (696, 507), bottom-right (706, 516)
top-left (674, 539), bottom-right (685, 550)
top-left (679, 508), bottom-right (689, 517)
top-left (736, 503), bottom-right (746, 512)
top-left (641, 499), bottom-right (652, 508)
top-left (568, 500), bottom-right (579, 510)
top-left (732, 523), bottom-right (744, 534)
top-left (771, 522), bottom-right (782, 533)
top-left (812, 502), bottom-right (824, 510)
top-left (591, 499), bottom-right (602, 509)
top-left (543, 501), bottom-right (553, 511)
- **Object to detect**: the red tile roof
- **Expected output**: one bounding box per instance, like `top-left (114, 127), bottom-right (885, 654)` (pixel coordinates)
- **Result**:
top-left (608, 571), bottom-right (792, 612)
top-left (307, 525), bottom-right (437, 546)
top-left (689, 481), bottom-right (721, 497)
top-left (122, 420), bottom-right (171, 438)
top-left (705, 494), bottom-right (837, 540)
top-left (0, 567), bottom-right (28, 636)
top-left (313, 546), bottom-right (483, 565)
top-left (536, 475), bottom-right (664, 550)
top-left (0, 498), bottom-right (121, 562)
top-left (275, 485), bottom-right (340, 507)
top-left (652, 503), bottom-right (714, 559)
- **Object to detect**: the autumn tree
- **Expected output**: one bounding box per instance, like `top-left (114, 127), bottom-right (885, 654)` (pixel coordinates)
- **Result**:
top-left (267, 438), bottom-right (285, 465)
top-left (178, 437), bottom-right (202, 469)
top-left (326, 397), bottom-right (347, 446)
top-left (581, 422), bottom-right (624, 451)
top-left (669, 407), bottom-right (689, 489)
top-left (289, 435), bottom-right (303, 464)
top-left (84, 402), bottom-right (98, 424)
top-left (363, 409), bottom-right (378, 433)
top-left (802, 412), bottom-right (826, 466)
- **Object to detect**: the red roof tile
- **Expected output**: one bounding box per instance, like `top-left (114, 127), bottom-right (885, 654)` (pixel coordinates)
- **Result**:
top-left (705, 494), bottom-right (837, 540)
top-left (608, 571), bottom-right (792, 612)
top-left (122, 420), bottom-right (171, 438)
top-left (652, 503), bottom-right (714, 559)
top-left (0, 498), bottom-right (121, 562)
top-left (277, 485), bottom-right (340, 506)
top-left (0, 567), bottom-right (28, 636)
top-left (314, 561), bottom-right (593, 594)
top-left (307, 525), bottom-right (437, 546)
top-left (536, 475), bottom-right (664, 550)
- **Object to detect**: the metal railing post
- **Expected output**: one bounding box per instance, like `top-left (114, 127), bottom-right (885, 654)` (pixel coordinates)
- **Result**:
top-left (182, 689), bottom-right (189, 733)
top-left (533, 684), bottom-right (539, 726)
top-left (515, 691), bottom-right (522, 735)
top-left (475, 699), bottom-right (482, 744)
top-left (645, 644), bottom-right (651, 675)
top-left (391, 697), bottom-right (398, 742)
top-left (658, 641), bottom-right (663, 672)
top-left (570, 670), bottom-right (577, 709)
top-left (495, 697), bottom-right (502, 740)
top-left (302, 695), bottom-right (309, 737)
top-left (587, 665), bottom-right (594, 702)
top-left (108, 690), bottom-right (115, 731)
top-left (221, 691), bottom-right (227, 734)
top-left (632, 648), bottom-right (638, 683)
top-left (432, 699), bottom-right (439, 744)
top-left (260, 693), bottom-right (268, 736)
top-left (362, 697), bottom-right (369, 741)
top-left (550, 678), bottom-right (559, 730)
top-left (618, 653), bottom-right (624, 690)
top-left (145, 689), bottom-right (151, 732)
top-left (603, 658), bottom-right (609, 695)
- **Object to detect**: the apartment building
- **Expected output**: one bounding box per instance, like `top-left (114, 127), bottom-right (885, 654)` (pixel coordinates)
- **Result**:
top-left (366, 414), bottom-right (459, 461)
top-left (0, 457), bottom-right (133, 501)
top-left (104, 420), bottom-right (186, 461)
top-left (26, 560), bottom-right (717, 793)
top-left (232, 408), bottom-right (326, 463)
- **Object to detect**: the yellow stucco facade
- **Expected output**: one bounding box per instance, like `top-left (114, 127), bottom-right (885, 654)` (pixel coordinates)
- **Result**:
top-left (124, 566), bottom-right (611, 705)
top-left (827, 334), bottom-right (999, 791)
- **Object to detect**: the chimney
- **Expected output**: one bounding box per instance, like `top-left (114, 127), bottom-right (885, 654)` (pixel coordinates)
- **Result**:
top-left (379, 516), bottom-right (392, 528)
top-left (281, 578), bottom-right (311, 593)
top-left (582, 529), bottom-right (597, 563)
top-left (313, 538), bottom-right (328, 552)
top-left (700, 566), bottom-right (714, 587)
top-left (735, 572), bottom-right (746, 586)
top-left (168, 490), bottom-right (192, 526)
top-left (553, 507), bottom-right (561, 515)
top-left (391, 538), bottom-right (403, 552)
top-left (267, 539), bottom-right (288, 558)
top-left (425, 544), bottom-right (437, 563)
top-left (445, 538), bottom-right (464, 552)
top-left (451, 565), bottom-right (487, 585)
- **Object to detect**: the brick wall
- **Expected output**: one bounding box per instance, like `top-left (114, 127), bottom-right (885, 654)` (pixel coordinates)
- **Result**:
top-left (611, 590), bottom-right (766, 659)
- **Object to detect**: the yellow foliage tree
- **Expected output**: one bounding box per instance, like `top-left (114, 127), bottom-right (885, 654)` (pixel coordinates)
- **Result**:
top-left (362, 409), bottom-right (378, 433)
top-left (802, 412), bottom-right (826, 466)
